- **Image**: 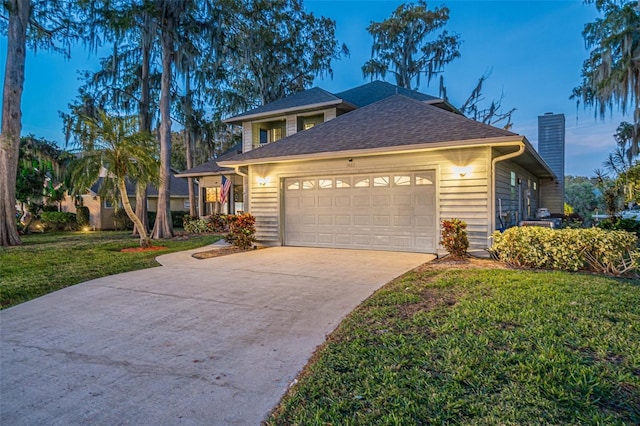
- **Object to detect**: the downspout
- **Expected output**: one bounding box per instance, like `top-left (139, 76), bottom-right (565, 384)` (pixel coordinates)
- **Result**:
top-left (490, 142), bottom-right (525, 237)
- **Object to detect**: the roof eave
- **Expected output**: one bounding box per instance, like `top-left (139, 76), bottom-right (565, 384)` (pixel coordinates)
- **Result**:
top-left (218, 136), bottom-right (527, 167)
top-left (223, 99), bottom-right (346, 124)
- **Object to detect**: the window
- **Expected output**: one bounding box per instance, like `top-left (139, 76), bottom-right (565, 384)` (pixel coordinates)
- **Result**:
top-left (354, 177), bottom-right (370, 187)
top-left (205, 187), bottom-right (219, 202)
top-left (393, 175), bottom-right (411, 186)
top-left (373, 176), bottom-right (390, 187)
top-left (104, 200), bottom-right (114, 209)
top-left (318, 179), bottom-right (333, 189)
top-left (184, 200), bottom-right (190, 209)
top-left (259, 129), bottom-right (268, 145)
top-left (415, 174), bottom-right (433, 185)
top-left (287, 180), bottom-right (300, 190)
top-left (335, 178), bottom-right (351, 188)
top-left (302, 180), bottom-right (315, 190)
top-left (533, 182), bottom-right (537, 191)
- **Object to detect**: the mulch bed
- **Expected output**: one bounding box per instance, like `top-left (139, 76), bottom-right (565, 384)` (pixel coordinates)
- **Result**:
top-left (192, 246), bottom-right (265, 259)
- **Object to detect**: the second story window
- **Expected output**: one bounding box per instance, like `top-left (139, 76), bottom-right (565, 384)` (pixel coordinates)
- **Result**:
top-left (259, 129), bottom-right (268, 145)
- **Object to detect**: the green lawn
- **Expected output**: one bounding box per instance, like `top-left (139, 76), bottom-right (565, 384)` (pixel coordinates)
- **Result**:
top-left (268, 267), bottom-right (640, 425)
top-left (0, 231), bottom-right (220, 309)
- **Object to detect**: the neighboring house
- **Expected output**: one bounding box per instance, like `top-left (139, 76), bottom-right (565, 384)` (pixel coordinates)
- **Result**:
top-left (184, 81), bottom-right (557, 255)
top-left (60, 171), bottom-right (195, 230)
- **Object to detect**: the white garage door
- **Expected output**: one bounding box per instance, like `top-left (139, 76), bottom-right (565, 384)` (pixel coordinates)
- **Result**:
top-left (284, 171), bottom-right (437, 252)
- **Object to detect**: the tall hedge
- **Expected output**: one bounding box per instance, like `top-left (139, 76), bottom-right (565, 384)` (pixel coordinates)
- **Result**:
top-left (490, 227), bottom-right (639, 276)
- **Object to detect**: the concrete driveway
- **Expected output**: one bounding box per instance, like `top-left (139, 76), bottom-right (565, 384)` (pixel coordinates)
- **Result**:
top-left (1, 245), bottom-right (433, 425)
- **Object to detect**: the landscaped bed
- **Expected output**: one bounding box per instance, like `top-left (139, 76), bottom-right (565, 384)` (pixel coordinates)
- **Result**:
top-left (0, 231), bottom-right (221, 309)
top-left (267, 259), bottom-right (640, 425)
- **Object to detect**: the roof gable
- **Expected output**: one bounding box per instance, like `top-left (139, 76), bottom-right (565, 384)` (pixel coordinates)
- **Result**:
top-left (335, 80), bottom-right (440, 107)
top-left (176, 143), bottom-right (242, 177)
top-left (222, 95), bottom-right (518, 163)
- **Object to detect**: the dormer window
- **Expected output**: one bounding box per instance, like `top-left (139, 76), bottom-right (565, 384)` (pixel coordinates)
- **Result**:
top-left (254, 120), bottom-right (286, 148)
top-left (297, 113), bottom-right (324, 132)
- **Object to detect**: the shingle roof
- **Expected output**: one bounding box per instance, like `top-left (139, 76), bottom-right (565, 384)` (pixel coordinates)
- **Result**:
top-left (90, 171), bottom-right (192, 197)
top-left (220, 95), bottom-right (518, 164)
top-left (224, 87), bottom-right (342, 123)
top-left (176, 143), bottom-right (242, 177)
top-left (335, 80), bottom-right (440, 107)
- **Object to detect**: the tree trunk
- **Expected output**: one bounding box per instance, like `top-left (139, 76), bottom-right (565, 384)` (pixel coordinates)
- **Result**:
top-left (132, 182), bottom-right (148, 236)
top-left (0, 0), bottom-right (31, 247)
top-left (186, 130), bottom-right (197, 217)
top-left (133, 14), bottom-right (153, 237)
top-left (119, 180), bottom-right (151, 248)
top-left (151, 25), bottom-right (174, 239)
top-left (183, 73), bottom-right (197, 217)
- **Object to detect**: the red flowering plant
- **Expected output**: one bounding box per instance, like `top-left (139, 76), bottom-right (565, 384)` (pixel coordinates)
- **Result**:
top-left (225, 213), bottom-right (257, 249)
top-left (440, 218), bottom-right (469, 259)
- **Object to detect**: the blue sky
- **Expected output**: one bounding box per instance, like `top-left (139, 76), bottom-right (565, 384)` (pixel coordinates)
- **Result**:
top-left (0, 0), bottom-right (630, 177)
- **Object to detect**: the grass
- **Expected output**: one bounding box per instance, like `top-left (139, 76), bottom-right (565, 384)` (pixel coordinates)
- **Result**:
top-left (268, 267), bottom-right (640, 425)
top-left (0, 231), bottom-right (221, 309)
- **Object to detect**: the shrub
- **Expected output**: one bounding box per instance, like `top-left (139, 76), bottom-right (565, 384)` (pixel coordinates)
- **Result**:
top-left (225, 213), bottom-right (256, 249)
top-left (440, 218), bottom-right (469, 259)
top-left (172, 211), bottom-right (187, 229)
top-left (597, 217), bottom-right (640, 237)
top-left (490, 227), bottom-right (639, 276)
top-left (113, 209), bottom-right (133, 231)
top-left (76, 206), bottom-right (90, 228)
top-left (183, 217), bottom-right (210, 233)
top-left (210, 214), bottom-right (230, 232)
top-left (40, 211), bottom-right (77, 231)
top-left (147, 211), bottom-right (157, 228)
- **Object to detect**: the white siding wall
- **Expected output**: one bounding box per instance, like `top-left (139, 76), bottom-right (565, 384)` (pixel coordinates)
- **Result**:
top-left (246, 147), bottom-right (492, 251)
top-left (286, 115), bottom-right (297, 137)
top-left (242, 122), bottom-right (252, 153)
top-left (324, 108), bottom-right (336, 121)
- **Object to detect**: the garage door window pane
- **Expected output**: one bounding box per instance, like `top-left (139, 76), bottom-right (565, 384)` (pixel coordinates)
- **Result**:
top-left (416, 174), bottom-right (433, 185)
top-left (373, 176), bottom-right (390, 187)
top-left (336, 178), bottom-right (351, 188)
top-left (318, 179), bottom-right (333, 189)
top-left (393, 175), bottom-right (411, 186)
top-left (287, 180), bottom-right (300, 190)
top-left (354, 177), bottom-right (370, 187)
top-left (303, 180), bottom-right (315, 189)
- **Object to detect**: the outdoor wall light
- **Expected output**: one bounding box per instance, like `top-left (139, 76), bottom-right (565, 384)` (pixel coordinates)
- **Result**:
top-left (257, 176), bottom-right (271, 186)
top-left (453, 165), bottom-right (472, 178)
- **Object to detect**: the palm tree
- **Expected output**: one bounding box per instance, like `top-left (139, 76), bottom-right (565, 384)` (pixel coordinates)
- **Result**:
top-left (70, 110), bottom-right (158, 247)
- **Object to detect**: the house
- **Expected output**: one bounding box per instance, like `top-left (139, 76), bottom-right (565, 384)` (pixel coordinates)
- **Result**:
top-left (60, 171), bottom-right (195, 230)
top-left (183, 81), bottom-right (557, 255)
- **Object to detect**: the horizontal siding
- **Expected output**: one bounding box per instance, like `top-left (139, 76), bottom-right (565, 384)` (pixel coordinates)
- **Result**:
top-left (286, 115), bottom-right (297, 137)
top-left (242, 122), bottom-right (252, 153)
top-left (496, 160), bottom-right (542, 228)
top-left (248, 169), bottom-right (279, 241)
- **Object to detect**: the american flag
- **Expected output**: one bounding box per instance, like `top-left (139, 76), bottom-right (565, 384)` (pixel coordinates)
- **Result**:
top-left (220, 175), bottom-right (232, 204)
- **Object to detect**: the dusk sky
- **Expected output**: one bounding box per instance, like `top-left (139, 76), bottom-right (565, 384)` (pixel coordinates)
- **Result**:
top-left (0, 0), bottom-right (630, 177)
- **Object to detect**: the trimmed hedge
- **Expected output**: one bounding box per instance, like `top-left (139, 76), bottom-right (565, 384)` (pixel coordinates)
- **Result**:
top-left (490, 227), bottom-right (639, 276)
top-left (76, 206), bottom-right (90, 227)
top-left (40, 212), bottom-right (77, 231)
